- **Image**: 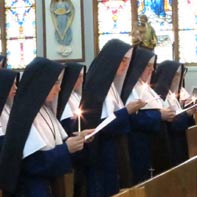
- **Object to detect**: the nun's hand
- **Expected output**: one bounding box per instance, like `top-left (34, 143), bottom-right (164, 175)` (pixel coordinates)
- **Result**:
top-left (160, 108), bottom-right (176, 122)
top-left (65, 135), bottom-right (85, 153)
top-left (126, 99), bottom-right (147, 114)
top-left (186, 107), bottom-right (197, 116)
top-left (73, 129), bottom-right (95, 143)
top-left (82, 129), bottom-right (95, 143)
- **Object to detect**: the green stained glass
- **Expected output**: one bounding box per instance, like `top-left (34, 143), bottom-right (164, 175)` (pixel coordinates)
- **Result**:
top-left (97, 0), bottom-right (132, 50)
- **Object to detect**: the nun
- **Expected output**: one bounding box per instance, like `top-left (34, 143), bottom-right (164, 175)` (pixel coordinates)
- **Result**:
top-left (121, 47), bottom-right (176, 185)
top-left (78, 39), bottom-right (146, 197)
top-left (152, 60), bottom-right (196, 166)
top-left (53, 62), bottom-right (86, 197)
top-left (0, 69), bottom-right (18, 147)
top-left (57, 62), bottom-right (86, 133)
top-left (0, 57), bottom-right (93, 196)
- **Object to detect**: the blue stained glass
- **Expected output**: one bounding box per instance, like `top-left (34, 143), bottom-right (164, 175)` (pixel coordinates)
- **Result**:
top-left (6, 38), bottom-right (36, 69)
top-left (5, 0), bottom-right (36, 69)
top-left (6, 7), bottom-right (36, 38)
top-left (5, 0), bottom-right (34, 7)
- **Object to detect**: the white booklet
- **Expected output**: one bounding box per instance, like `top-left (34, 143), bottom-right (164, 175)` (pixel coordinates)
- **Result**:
top-left (176, 103), bottom-right (197, 115)
top-left (85, 113), bottom-right (116, 140)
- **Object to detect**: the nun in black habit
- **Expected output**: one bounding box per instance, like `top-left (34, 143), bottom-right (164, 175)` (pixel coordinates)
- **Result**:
top-left (79, 39), bottom-right (146, 197)
top-left (54, 62), bottom-right (86, 197)
top-left (0, 69), bottom-right (18, 148)
top-left (152, 60), bottom-right (196, 166)
top-left (121, 47), bottom-right (176, 185)
top-left (0, 57), bottom-right (93, 196)
top-left (57, 62), bottom-right (86, 133)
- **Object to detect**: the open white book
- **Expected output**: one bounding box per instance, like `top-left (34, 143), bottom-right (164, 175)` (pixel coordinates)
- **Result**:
top-left (85, 113), bottom-right (116, 140)
top-left (176, 103), bottom-right (197, 115)
top-left (140, 96), bottom-right (163, 110)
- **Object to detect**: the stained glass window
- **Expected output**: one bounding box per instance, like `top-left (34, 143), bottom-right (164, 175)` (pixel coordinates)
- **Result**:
top-left (0, 4), bottom-right (3, 54)
top-left (0, 29), bottom-right (2, 54)
top-left (178, 0), bottom-right (197, 63)
top-left (97, 0), bottom-right (132, 51)
top-left (137, 0), bottom-right (173, 63)
top-left (5, 0), bottom-right (36, 69)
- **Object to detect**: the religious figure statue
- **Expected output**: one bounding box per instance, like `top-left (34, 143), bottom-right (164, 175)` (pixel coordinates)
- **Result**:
top-left (132, 15), bottom-right (158, 51)
top-left (50, 0), bottom-right (75, 57)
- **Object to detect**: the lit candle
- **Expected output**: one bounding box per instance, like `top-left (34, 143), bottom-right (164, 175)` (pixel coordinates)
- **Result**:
top-left (76, 108), bottom-right (82, 133)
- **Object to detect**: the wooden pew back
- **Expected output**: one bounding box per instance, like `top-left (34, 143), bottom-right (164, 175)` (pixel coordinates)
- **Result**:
top-left (186, 125), bottom-right (197, 158)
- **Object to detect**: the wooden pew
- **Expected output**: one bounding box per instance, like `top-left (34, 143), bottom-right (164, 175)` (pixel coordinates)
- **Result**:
top-left (129, 187), bottom-right (146, 197)
top-left (194, 112), bottom-right (197, 124)
top-left (51, 171), bottom-right (74, 197)
top-left (112, 187), bottom-right (146, 197)
top-left (186, 125), bottom-right (197, 158)
top-left (113, 121), bottom-right (197, 197)
top-left (64, 171), bottom-right (74, 197)
top-left (133, 156), bottom-right (197, 197)
top-left (112, 188), bottom-right (131, 197)
top-left (0, 173), bottom-right (73, 197)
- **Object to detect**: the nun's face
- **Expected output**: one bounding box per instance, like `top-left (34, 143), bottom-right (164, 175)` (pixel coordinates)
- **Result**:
top-left (170, 72), bottom-right (181, 93)
top-left (8, 79), bottom-right (17, 99)
top-left (46, 80), bottom-right (61, 102)
top-left (116, 48), bottom-right (133, 76)
top-left (140, 62), bottom-right (154, 82)
top-left (116, 56), bottom-right (130, 76)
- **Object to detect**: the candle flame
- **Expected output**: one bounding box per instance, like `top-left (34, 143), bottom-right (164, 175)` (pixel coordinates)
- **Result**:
top-left (76, 108), bottom-right (82, 116)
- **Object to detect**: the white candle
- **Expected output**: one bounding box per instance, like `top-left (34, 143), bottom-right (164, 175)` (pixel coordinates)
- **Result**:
top-left (76, 108), bottom-right (82, 133)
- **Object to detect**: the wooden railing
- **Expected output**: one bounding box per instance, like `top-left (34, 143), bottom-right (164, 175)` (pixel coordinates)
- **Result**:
top-left (112, 156), bottom-right (197, 197)
top-left (113, 187), bottom-right (146, 197)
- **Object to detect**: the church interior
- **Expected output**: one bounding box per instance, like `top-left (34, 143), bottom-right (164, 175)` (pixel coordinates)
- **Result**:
top-left (0, 0), bottom-right (197, 197)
